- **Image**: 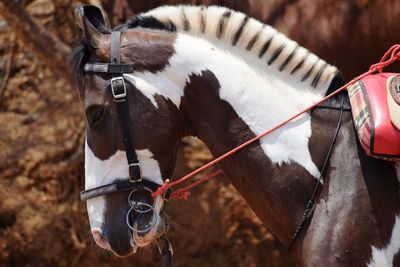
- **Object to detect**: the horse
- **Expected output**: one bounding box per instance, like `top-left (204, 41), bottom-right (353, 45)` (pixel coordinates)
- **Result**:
top-left (73, 5), bottom-right (400, 266)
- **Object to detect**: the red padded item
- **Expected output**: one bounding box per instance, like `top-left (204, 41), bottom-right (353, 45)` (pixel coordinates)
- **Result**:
top-left (357, 73), bottom-right (400, 158)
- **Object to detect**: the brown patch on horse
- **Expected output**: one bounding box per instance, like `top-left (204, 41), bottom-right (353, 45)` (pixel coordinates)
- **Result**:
top-left (308, 92), bottom-right (349, 167)
top-left (94, 28), bottom-right (176, 73)
top-left (85, 76), bottom-right (182, 180)
top-left (303, 99), bottom-right (400, 265)
top-left (180, 70), bottom-right (318, 245)
top-left (328, 108), bottom-right (400, 251)
top-left (299, 113), bottom-right (380, 265)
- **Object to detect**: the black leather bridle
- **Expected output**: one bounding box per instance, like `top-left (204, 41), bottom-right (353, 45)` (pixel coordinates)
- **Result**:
top-left (80, 31), bottom-right (172, 230)
top-left (80, 31), bottom-right (171, 203)
top-left (80, 31), bottom-right (173, 266)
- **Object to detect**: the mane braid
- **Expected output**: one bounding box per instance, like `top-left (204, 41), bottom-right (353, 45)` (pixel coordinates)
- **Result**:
top-left (121, 5), bottom-right (339, 90)
top-left (232, 15), bottom-right (249, 46)
top-left (217, 10), bottom-right (232, 38)
top-left (246, 26), bottom-right (263, 50)
top-left (268, 44), bottom-right (285, 65)
top-left (311, 63), bottom-right (328, 88)
top-left (259, 37), bottom-right (273, 58)
top-left (199, 6), bottom-right (206, 33)
top-left (301, 59), bottom-right (317, 82)
top-left (291, 52), bottom-right (308, 75)
top-left (279, 46), bottom-right (297, 71)
top-left (181, 7), bottom-right (190, 31)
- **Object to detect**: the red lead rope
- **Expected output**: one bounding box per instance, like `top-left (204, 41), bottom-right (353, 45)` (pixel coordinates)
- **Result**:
top-left (152, 44), bottom-right (400, 200)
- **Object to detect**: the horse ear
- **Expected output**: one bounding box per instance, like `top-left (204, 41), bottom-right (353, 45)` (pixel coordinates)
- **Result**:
top-left (75, 5), bottom-right (110, 46)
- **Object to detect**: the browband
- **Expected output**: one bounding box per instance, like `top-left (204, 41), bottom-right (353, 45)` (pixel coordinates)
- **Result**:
top-left (84, 63), bottom-right (134, 74)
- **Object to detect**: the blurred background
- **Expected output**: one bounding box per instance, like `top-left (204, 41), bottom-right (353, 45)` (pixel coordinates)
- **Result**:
top-left (0, 0), bottom-right (398, 266)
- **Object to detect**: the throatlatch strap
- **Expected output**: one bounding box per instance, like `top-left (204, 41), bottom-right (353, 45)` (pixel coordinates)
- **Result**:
top-left (110, 31), bottom-right (141, 182)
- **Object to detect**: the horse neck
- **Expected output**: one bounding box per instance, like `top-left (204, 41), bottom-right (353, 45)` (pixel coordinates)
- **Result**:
top-left (173, 34), bottom-right (336, 245)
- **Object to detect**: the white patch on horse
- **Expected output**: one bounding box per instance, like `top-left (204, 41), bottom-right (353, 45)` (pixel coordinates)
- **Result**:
top-left (130, 34), bottom-right (328, 178)
top-left (122, 75), bottom-right (157, 107)
top-left (368, 215), bottom-right (400, 267)
top-left (124, 59), bottom-right (188, 108)
top-left (84, 141), bottom-right (164, 229)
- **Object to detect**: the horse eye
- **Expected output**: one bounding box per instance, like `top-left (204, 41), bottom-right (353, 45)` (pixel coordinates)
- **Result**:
top-left (85, 104), bottom-right (106, 127)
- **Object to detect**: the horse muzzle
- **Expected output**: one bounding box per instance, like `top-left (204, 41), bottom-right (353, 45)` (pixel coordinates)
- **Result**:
top-left (127, 201), bottom-right (167, 247)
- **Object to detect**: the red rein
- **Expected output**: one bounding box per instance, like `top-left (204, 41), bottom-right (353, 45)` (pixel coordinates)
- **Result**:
top-left (152, 44), bottom-right (400, 200)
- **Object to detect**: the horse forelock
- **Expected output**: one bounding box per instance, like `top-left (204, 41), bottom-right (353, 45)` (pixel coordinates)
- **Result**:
top-left (72, 36), bottom-right (93, 96)
top-left (121, 5), bottom-right (339, 91)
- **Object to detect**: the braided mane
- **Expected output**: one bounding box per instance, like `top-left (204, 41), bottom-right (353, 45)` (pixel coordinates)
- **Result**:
top-left (120, 5), bottom-right (338, 90)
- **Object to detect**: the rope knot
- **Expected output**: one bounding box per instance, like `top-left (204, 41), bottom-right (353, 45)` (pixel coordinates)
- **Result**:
top-left (368, 44), bottom-right (400, 73)
top-left (152, 179), bottom-right (171, 198)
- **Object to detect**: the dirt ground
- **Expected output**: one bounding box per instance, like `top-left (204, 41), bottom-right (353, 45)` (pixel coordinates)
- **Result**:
top-left (0, 0), bottom-right (398, 266)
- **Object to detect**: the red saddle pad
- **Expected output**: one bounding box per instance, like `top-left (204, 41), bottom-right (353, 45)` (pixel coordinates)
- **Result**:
top-left (348, 72), bottom-right (400, 160)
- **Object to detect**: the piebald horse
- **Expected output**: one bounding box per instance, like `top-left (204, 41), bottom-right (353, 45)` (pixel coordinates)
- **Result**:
top-left (73, 5), bottom-right (400, 266)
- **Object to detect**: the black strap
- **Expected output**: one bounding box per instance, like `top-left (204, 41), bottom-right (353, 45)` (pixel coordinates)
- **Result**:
top-left (108, 63), bottom-right (134, 74)
top-left (84, 63), bottom-right (134, 74)
top-left (110, 31), bottom-right (141, 182)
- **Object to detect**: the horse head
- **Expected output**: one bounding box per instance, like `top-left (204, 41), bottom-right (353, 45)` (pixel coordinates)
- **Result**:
top-left (73, 6), bottom-right (181, 257)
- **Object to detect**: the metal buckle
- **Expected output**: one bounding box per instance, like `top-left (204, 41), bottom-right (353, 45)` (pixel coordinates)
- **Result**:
top-left (129, 162), bottom-right (142, 183)
top-left (111, 76), bottom-right (126, 99)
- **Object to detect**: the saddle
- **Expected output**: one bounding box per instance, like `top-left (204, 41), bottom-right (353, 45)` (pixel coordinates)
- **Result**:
top-left (348, 72), bottom-right (400, 160)
top-left (387, 74), bottom-right (400, 129)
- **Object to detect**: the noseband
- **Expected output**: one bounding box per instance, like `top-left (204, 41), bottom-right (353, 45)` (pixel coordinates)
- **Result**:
top-left (80, 31), bottom-right (172, 227)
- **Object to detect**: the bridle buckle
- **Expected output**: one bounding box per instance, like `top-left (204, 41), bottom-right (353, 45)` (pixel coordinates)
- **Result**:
top-left (111, 76), bottom-right (127, 100)
top-left (129, 162), bottom-right (142, 183)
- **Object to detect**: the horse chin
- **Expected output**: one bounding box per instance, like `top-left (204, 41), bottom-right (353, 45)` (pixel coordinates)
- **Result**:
top-left (110, 245), bottom-right (138, 258)
top-left (133, 219), bottom-right (166, 247)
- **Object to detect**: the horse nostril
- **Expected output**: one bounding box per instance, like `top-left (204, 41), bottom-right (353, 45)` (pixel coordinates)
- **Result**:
top-left (92, 228), bottom-right (111, 250)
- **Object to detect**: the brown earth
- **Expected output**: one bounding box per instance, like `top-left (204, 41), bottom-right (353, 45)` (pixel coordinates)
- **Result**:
top-left (0, 1), bottom-right (398, 267)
